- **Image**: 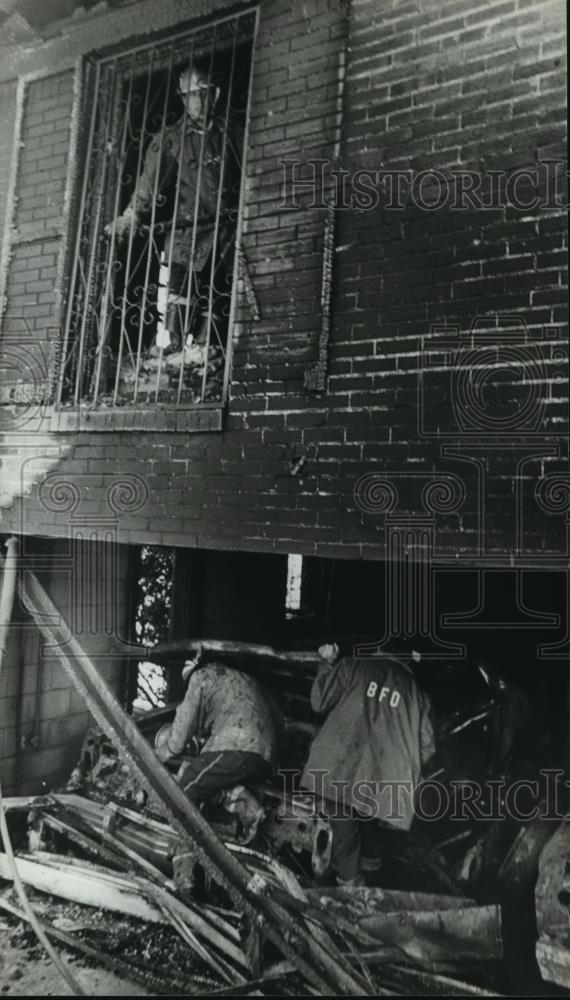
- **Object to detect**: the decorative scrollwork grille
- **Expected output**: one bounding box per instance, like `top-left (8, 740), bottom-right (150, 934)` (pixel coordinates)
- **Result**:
top-left (57, 10), bottom-right (256, 411)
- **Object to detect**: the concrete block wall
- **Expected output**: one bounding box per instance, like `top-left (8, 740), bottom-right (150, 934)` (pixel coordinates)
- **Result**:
top-left (0, 603), bottom-right (24, 792)
top-left (0, 0), bottom-right (566, 566)
top-left (0, 538), bottom-right (130, 794)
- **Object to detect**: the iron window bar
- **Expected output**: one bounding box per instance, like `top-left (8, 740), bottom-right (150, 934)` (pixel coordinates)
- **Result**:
top-left (57, 11), bottom-right (255, 412)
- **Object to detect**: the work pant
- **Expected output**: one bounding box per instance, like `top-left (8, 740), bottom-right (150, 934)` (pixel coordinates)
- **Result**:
top-left (166, 227), bottom-right (226, 350)
top-left (176, 749), bottom-right (271, 802)
top-left (166, 260), bottom-right (200, 350)
top-left (328, 811), bottom-right (363, 882)
top-left (327, 809), bottom-right (388, 883)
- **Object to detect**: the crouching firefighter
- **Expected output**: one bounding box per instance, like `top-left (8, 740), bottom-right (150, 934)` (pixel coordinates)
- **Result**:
top-left (301, 642), bottom-right (436, 886)
top-left (155, 649), bottom-right (280, 841)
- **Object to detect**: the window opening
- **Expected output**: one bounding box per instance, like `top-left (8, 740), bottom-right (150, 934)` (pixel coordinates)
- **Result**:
top-left (285, 553), bottom-right (304, 615)
top-left (131, 544), bottom-right (175, 712)
top-left (58, 11), bottom-right (255, 410)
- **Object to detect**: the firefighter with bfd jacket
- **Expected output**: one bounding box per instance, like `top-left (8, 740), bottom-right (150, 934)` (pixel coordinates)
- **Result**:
top-left (301, 643), bottom-right (436, 885)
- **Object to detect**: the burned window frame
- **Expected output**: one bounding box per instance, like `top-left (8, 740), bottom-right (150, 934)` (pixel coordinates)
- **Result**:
top-left (126, 543), bottom-right (175, 714)
top-left (56, 9), bottom-right (257, 417)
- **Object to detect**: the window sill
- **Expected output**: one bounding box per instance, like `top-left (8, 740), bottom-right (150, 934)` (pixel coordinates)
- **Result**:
top-left (48, 405), bottom-right (224, 433)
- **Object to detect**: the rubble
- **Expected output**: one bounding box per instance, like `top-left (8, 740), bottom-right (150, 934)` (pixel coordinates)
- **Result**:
top-left (306, 887), bottom-right (502, 966)
top-left (0, 786), bottom-right (509, 996)
top-left (0, 892), bottom-right (224, 996)
top-left (113, 343), bottom-right (224, 405)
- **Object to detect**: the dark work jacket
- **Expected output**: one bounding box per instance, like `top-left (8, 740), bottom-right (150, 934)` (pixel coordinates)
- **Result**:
top-left (126, 115), bottom-right (240, 265)
top-left (166, 662), bottom-right (279, 769)
top-left (301, 656), bottom-right (436, 830)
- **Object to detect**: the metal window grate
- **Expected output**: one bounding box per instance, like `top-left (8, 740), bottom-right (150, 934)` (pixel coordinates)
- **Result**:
top-left (58, 11), bottom-right (256, 412)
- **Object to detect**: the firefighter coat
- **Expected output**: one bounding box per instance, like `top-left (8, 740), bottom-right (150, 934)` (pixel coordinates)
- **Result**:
top-left (301, 655), bottom-right (436, 830)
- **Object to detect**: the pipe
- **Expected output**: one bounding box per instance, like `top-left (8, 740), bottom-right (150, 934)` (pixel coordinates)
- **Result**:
top-left (0, 535), bottom-right (18, 668)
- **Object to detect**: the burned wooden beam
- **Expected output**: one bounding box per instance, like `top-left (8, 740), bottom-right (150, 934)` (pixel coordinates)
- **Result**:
top-left (122, 637), bottom-right (323, 665)
top-left (33, 796), bottom-right (137, 872)
top-left (359, 904), bottom-right (502, 964)
top-left (7, 560), bottom-right (371, 996)
top-left (0, 850), bottom-right (165, 923)
top-left (372, 964), bottom-right (504, 998)
top-left (204, 971), bottom-right (297, 996)
top-left (305, 886), bottom-right (502, 967)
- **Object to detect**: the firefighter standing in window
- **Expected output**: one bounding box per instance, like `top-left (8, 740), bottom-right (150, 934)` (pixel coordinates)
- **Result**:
top-left (301, 642), bottom-right (436, 885)
top-left (108, 62), bottom-right (239, 369)
top-left (155, 649), bottom-right (280, 840)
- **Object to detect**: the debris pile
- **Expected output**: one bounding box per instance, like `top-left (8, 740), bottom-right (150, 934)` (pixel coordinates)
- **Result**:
top-left (0, 788), bottom-right (509, 997)
top-left (113, 343), bottom-right (225, 405)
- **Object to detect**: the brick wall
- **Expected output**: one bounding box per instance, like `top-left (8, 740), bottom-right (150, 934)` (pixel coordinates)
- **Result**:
top-left (332, 0), bottom-right (568, 560)
top-left (0, 71), bottom-right (73, 425)
top-left (2, 70), bottom-right (73, 346)
top-left (0, 538), bottom-right (130, 794)
top-left (0, 0), bottom-right (566, 566)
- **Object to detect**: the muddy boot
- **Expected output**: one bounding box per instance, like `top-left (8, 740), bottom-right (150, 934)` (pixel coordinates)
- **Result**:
top-left (220, 785), bottom-right (265, 844)
top-left (336, 873), bottom-right (365, 887)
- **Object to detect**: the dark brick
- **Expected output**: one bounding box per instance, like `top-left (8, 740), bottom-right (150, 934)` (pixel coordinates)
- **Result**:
top-left (0, 0), bottom-right (564, 572)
